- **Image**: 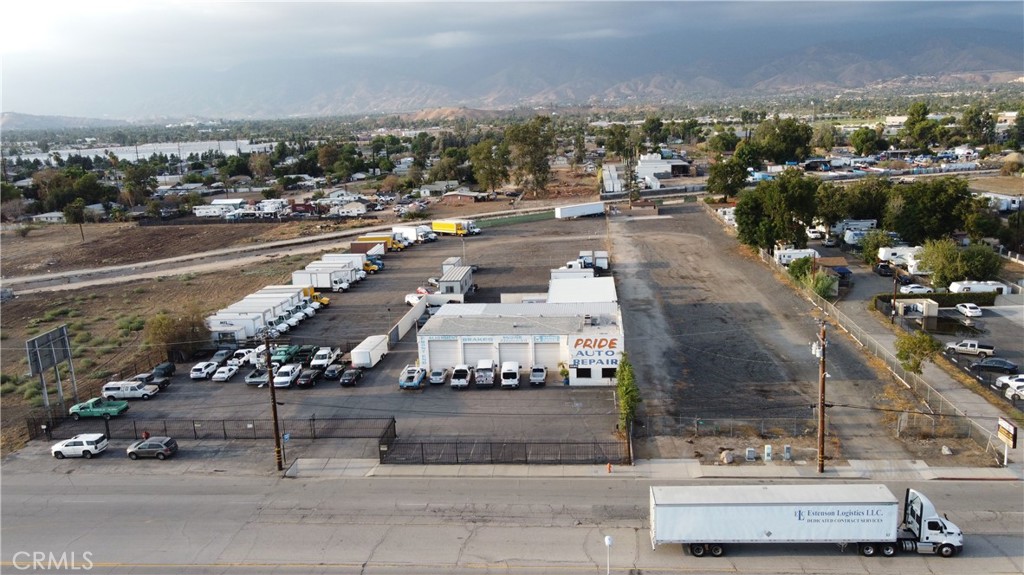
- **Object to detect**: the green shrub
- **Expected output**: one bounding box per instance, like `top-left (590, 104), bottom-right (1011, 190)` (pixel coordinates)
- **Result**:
top-left (29, 396), bottom-right (45, 408)
top-left (73, 332), bottom-right (93, 345)
top-left (22, 386), bottom-right (40, 400)
top-left (0, 382), bottom-right (17, 395)
top-left (79, 359), bottom-right (95, 369)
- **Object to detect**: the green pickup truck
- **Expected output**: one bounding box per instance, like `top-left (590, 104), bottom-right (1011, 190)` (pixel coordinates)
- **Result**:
top-left (270, 345), bottom-right (300, 366)
top-left (69, 397), bottom-right (129, 420)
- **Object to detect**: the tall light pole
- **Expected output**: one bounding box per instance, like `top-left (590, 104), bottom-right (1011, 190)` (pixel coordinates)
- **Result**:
top-left (813, 321), bottom-right (828, 474)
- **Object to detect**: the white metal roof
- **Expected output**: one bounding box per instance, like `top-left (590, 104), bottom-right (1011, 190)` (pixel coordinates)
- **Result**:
top-left (440, 266), bottom-right (473, 282)
top-left (433, 302), bottom-right (618, 318)
top-left (547, 277), bottom-right (617, 303)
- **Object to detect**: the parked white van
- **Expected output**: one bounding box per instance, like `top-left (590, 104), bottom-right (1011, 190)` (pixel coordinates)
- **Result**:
top-left (475, 359), bottom-right (495, 387)
top-left (500, 361), bottom-right (521, 389)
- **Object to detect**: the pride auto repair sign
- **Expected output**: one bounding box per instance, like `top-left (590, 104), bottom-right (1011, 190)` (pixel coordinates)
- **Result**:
top-left (570, 338), bottom-right (620, 367)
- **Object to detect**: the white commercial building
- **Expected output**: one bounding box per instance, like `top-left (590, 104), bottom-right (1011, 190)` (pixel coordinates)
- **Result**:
top-left (416, 302), bottom-right (623, 386)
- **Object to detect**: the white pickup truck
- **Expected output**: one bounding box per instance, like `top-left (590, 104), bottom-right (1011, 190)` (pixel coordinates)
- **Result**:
top-left (944, 340), bottom-right (996, 358)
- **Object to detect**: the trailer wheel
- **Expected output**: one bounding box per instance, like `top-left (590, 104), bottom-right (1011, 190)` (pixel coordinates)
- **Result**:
top-left (689, 544), bottom-right (706, 557)
top-left (709, 544), bottom-right (725, 557)
top-left (860, 543), bottom-right (877, 556)
top-left (881, 544), bottom-right (897, 557)
top-left (938, 544), bottom-right (956, 558)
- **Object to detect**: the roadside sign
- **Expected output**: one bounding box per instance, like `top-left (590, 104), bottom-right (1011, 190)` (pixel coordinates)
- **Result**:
top-left (997, 418), bottom-right (1017, 448)
top-left (282, 433), bottom-right (290, 443)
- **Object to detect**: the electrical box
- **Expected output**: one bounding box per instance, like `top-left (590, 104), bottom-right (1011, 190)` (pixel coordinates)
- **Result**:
top-left (745, 447), bottom-right (757, 462)
top-left (764, 444), bottom-right (773, 461)
top-left (783, 444), bottom-right (792, 461)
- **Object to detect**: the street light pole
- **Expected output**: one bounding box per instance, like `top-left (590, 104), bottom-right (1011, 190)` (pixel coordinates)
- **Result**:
top-left (815, 321), bottom-right (827, 474)
top-left (604, 535), bottom-right (613, 575)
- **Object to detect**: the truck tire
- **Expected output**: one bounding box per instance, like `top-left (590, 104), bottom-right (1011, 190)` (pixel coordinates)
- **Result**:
top-left (105, 395), bottom-right (117, 400)
top-left (102, 414), bottom-right (112, 420)
top-left (860, 543), bottom-right (876, 556)
top-left (689, 544), bottom-right (706, 557)
top-left (881, 544), bottom-right (897, 557)
top-left (72, 413), bottom-right (81, 421)
top-left (938, 544), bottom-right (956, 558)
top-left (54, 451), bottom-right (65, 459)
top-left (83, 451), bottom-right (93, 459)
top-left (141, 394), bottom-right (150, 400)
top-left (978, 352), bottom-right (987, 358)
top-left (709, 544), bottom-right (725, 557)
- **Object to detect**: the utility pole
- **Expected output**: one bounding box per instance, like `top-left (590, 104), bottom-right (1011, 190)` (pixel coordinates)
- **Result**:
top-left (891, 271), bottom-right (899, 324)
top-left (815, 321), bottom-right (827, 474)
top-left (263, 333), bottom-right (284, 471)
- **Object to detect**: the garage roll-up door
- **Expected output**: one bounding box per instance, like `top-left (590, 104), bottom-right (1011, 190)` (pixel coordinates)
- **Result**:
top-left (533, 343), bottom-right (562, 370)
top-left (463, 343), bottom-right (494, 365)
top-left (427, 339), bottom-right (460, 371)
top-left (498, 343), bottom-right (530, 366)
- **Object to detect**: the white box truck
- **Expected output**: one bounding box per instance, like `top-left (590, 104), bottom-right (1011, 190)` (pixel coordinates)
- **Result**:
top-left (321, 253), bottom-right (379, 274)
top-left (350, 335), bottom-right (389, 368)
top-left (307, 261), bottom-right (366, 283)
top-left (555, 202), bottom-right (605, 219)
top-left (649, 484), bottom-right (963, 558)
top-left (222, 303), bottom-right (290, 333)
top-left (292, 269), bottom-right (351, 292)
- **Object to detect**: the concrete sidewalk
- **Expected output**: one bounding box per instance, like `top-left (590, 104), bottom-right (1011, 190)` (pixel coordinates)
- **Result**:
top-left (285, 457), bottom-right (1023, 481)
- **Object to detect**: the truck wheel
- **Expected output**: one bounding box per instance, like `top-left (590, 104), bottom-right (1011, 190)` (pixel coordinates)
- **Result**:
top-left (102, 414), bottom-right (112, 420)
top-left (83, 451), bottom-right (93, 459)
top-left (689, 544), bottom-right (706, 557)
top-left (105, 395), bottom-right (117, 400)
top-left (978, 352), bottom-right (987, 358)
top-left (709, 544), bottom-right (724, 557)
top-left (72, 414), bottom-right (81, 421)
top-left (938, 544), bottom-right (956, 558)
top-left (54, 451), bottom-right (65, 459)
top-left (881, 544), bottom-right (897, 557)
top-left (860, 543), bottom-right (876, 556)
top-left (141, 394), bottom-right (150, 400)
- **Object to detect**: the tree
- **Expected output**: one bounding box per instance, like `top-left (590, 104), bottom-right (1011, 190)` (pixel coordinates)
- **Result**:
top-left (468, 139), bottom-right (510, 193)
top-left (751, 116), bottom-right (813, 163)
top-left (427, 156), bottom-right (459, 183)
top-left (814, 182), bottom-right (847, 235)
top-left (572, 131), bottom-right (586, 171)
top-left (249, 153), bottom-right (273, 181)
top-left (860, 230), bottom-right (894, 265)
top-left (505, 117), bottom-right (555, 195)
top-left (883, 177), bottom-right (972, 245)
top-left (958, 105), bottom-right (995, 145)
top-left (615, 352), bottom-right (639, 432)
top-left (895, 331), bottom-right (942, 374)
top-left (63, 198), bottom-right (86, 241)
top-left (849, 127), bottom-right (884, 156)
top-left (901, 102), bottom-right (940, 150)
top-left (706, 129), bottom-right (740, 154)
top-left (705, 156), bottom-right (748, 201)
top-left (144, 307), bottom-right (211, 363)
top-left (121, 163), bottom-right (156, 207)
top-left (604, 124), bottom-right (628, 159)
top-left (641, 116), bottom-right (664, 144)
top-left (735, 170), bottom-right (817, 250)
top-left (917, 239), bottom-right (1003, 289)
top-left (811, 124), bottom-right (839, 152)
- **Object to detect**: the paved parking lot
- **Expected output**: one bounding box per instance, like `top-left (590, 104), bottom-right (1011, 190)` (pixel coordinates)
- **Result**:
top-left (45, 216), bottom-right (622, 452)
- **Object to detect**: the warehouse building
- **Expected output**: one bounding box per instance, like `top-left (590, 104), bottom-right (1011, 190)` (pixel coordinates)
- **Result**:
top-left (416, 302), bottom-right (623, 386)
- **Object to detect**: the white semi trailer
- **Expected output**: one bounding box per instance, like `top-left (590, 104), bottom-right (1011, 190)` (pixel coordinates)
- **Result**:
top-left (555, 202), bottom-right (605, 219)
top-left (649, 484), bottom-right (962, 558)
top-left (350, 335), bottom-right (389, 368)
top-left (292, 269), bottom-right (351, 292)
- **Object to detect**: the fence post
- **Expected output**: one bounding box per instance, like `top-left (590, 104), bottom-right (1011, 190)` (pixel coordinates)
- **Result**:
top-left (420, 443), bottom-right (425, 464)
top-left (104, 418), bottom-right (111, 439)
top-left (192, 420), bottom-right (198, 440)
top-left (133, 420), bottom-right (138, 439)
top-left (310, 414), bottom-right (316, 440)
top-left (223, 420), bottom-right (227, 439)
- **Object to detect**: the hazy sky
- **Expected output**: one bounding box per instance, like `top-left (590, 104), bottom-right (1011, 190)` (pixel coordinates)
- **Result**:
top-left (2, 1), bottom-right (1021, 119)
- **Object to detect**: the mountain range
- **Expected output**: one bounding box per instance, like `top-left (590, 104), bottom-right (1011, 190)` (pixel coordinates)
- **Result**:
top-left (2, 25), bottom-right (1021, 128)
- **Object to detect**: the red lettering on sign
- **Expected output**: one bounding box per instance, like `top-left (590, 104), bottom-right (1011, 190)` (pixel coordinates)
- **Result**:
top-left (572, 338), bottom-right (618, 349)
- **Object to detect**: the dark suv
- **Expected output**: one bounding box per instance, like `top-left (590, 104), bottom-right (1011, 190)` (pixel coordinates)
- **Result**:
top-left (874, 263), bottom-right (893, 277)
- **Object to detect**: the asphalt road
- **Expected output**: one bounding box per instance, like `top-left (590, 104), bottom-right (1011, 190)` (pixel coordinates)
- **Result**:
top-left (1, 471), bottom-right (1020, 575)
